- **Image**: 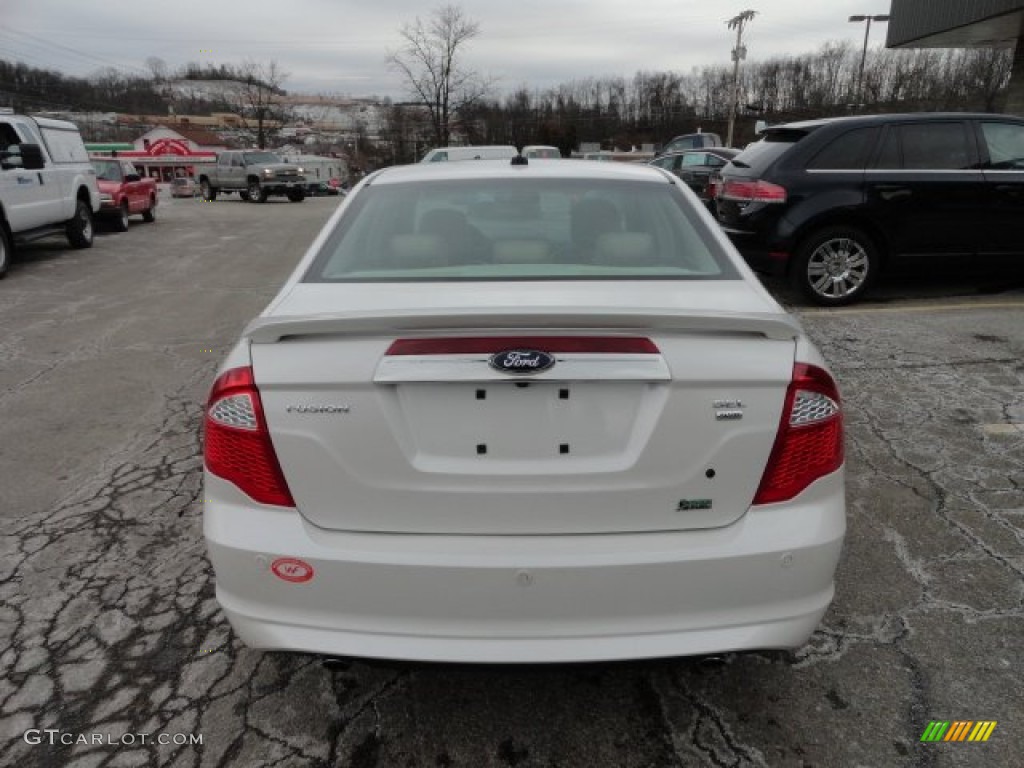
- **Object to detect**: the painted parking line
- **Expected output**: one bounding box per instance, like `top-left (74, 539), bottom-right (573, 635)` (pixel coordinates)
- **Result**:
top-left (981, 423), bottom-right (1024, 436)
top-left (799, 300), bottom-right (1024, 316)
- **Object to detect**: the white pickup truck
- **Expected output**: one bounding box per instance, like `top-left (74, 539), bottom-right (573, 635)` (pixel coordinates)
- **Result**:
top-left (0, 112), bottom-right (101, 278)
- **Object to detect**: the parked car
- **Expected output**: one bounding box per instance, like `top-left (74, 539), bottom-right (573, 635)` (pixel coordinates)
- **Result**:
top-left (420, 146), bottom-right (518, 162)
top-left (310, 181), bottom-right (340, 197)
top-left (170, 177), bottom-right (196, 198)
top-left (648, 148), bottom-right (741, 210)
top-left (522, 145), bottom-right (561, 159)
top-left (92, 158), bottom-right (158, 230)
top-left (656, 132), bottom-right (723, 156)
top-left (0, 112), bottom-right (99, 277)
top-left (203, 158), bottom-right (846, 664)
top-left (716, 112), bottom-right (1024, 305)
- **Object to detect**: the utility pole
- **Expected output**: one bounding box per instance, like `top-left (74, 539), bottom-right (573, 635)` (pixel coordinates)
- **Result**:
top-left (849, 14), bottom-right (890, 107)
top-left (726, 10), bottom-right (757, 148)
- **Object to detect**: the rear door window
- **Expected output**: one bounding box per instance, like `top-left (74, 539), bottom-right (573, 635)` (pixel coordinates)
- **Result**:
top-left (807, 127), bottom-right (878, 170)
top-left (872, 127), bottom-right (901, 169)
top-left (899, 123), bottom-right (972, 170)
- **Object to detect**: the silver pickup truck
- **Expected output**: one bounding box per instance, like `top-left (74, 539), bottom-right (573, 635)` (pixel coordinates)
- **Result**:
top-left (199, 150), bottom-right (306, 203)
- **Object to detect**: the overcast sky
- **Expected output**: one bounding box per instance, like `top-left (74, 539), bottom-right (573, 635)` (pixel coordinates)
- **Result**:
top-left (3, 0), bottom-right (896, 99)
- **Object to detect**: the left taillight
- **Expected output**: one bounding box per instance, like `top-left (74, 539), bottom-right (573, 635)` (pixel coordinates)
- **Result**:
top-left (753, 363), bottom-right (844, 506)
top-left (721, 178), bottom-right (787, 204)
top-left (204, 366), bottom-right (295, 507)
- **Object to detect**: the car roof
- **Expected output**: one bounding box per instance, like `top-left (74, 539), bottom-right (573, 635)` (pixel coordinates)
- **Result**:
top-left (667, 132), bottom-right (720, 139)
top-left (655, 148), bottom-right (741, 159)
top-left (368, 159), bottom-right (674, 186)
top-left (766, 112), bottom-right (1024, 132)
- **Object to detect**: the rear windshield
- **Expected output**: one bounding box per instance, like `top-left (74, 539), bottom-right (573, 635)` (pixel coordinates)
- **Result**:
top-left (92, 160), bottom-right (123, 181)
top-left (304, 178), bottom-right (738, 282)
top-left (243, 151), bottom-right (281, 164)
top-left (731, 129), bottom-right (808, 172)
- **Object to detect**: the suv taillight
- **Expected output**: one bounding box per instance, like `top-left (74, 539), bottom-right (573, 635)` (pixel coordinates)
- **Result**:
top-left (204, 366), bottom-right (295, 507)
top-left (721, 179), bottom-right (787, 204)
top-left (753, 363), bottom-right (843, 505)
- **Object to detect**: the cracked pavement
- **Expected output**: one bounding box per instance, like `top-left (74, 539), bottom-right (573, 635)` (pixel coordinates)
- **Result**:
top-left (1, 195), bottom-right (1022, 767)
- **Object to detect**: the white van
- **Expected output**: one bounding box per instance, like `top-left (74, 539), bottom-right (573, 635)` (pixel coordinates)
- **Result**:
top-left (522, 145), bottom-right (561, 159)
top-left (420, 146), bottom-right (517, 163)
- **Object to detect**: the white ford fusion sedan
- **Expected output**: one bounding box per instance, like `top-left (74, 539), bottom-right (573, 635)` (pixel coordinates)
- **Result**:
top-left (203, 158), bottom-right (845, 663)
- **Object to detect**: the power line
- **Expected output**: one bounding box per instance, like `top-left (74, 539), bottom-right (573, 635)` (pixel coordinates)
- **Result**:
top-left (0, 24), bottom-right (152, 77)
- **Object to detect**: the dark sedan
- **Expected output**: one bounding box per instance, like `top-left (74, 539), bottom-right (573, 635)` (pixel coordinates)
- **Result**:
top-left (648, 148), bottom-right (740, 209)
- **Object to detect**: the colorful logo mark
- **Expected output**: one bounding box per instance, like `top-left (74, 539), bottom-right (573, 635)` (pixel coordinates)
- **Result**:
top-left (920, 721), bottom-right (997, 743)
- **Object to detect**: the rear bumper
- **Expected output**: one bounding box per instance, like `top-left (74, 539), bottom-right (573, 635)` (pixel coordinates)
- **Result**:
top-left (718, 226), bottom-right (790, 276)
top-left (204, 470), bottom-right (845, 663)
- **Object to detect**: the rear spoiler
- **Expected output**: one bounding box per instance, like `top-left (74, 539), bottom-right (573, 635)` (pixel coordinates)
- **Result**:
top-left (244, 308), bottom-right (801, 343)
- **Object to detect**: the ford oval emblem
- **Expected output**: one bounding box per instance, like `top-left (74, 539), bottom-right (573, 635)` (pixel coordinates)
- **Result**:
top-left (489, 349), bottom-right (555, 375)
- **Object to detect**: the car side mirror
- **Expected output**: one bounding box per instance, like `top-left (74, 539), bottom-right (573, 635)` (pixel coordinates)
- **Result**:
top-left (1, 150), bottom-right (23, 169)
top-left (18, 143), bottom-right (45, 170)
top-left (125, 173), bottom-right (141, 182)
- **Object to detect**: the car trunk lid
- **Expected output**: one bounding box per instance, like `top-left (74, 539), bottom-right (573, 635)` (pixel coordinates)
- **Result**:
top-left (249, 282), bottom-right (798, 535)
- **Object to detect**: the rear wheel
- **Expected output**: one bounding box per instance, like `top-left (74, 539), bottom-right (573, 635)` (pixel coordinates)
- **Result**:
top-left (791, 225), bottom-right (878, 306)
top-left (287, 190), bottom-right (305, 203)
top-left (113, 201), bottom-right (129, 232)
top-left (248, 180), bottom-right (267, 203)
top-left (0, 223), bottom-right (11, 279)
top-left (66, 199), bottom-right (94, 248)
top-left (201, 179), bottom-right (218, 201)
top-left (142, 197), bottom-right (156, 222)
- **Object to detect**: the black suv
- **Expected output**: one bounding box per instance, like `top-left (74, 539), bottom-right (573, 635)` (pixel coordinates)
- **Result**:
top-left (716, 113), bottom-right (1024, 305)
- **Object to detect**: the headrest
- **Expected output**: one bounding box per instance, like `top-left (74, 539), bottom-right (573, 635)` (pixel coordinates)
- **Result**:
top-left (593, 232), bottom-right (656, 265)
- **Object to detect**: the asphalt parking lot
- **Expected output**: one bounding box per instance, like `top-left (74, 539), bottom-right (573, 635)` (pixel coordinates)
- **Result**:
top-left (1, 193), bottom-right (1021, 768)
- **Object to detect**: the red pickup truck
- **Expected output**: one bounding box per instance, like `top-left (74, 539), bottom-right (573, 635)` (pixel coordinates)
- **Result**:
top-left (91, 157), bottom-right (158, 231)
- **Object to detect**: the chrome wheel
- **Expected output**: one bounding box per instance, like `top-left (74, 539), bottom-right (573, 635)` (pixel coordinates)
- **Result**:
top-left (805, 237), bottom-right (869, 300)
top-left (793, 225), bottom-right (878, 306)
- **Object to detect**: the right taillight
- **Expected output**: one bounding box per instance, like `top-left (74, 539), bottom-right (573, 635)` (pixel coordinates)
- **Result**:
top-left (721, 178), bottom-right (787, 204)
top-left (753, 363), bottom-right (843, 505)
top-left (204, 366), bottom-right (295, 507)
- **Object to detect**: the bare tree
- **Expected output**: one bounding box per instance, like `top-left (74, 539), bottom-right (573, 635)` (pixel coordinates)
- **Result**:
top-left (235, 59), bottom-right (291, 149)
top-left (145, 56), bottom-right (168, 83)
top-left (386, 4), bottom-right (491, 148)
